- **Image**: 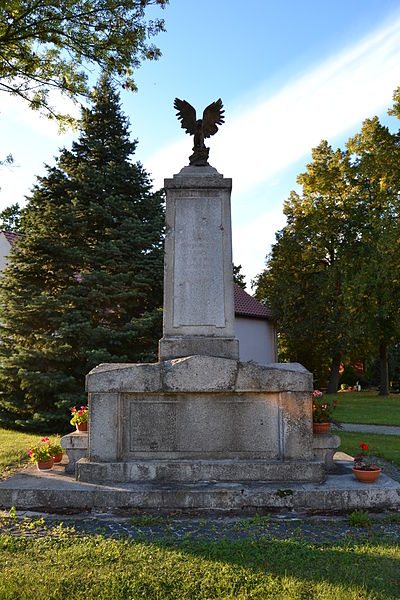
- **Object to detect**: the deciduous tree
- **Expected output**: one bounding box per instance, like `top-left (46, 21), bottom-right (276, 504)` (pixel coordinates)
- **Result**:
top-left (0, 0), bottom-right (168, 127)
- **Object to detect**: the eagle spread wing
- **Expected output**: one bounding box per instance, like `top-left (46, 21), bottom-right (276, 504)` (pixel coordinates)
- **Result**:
top-left (174, 98), bottom-right (196, 135)
top-left (202, 99), bottom-right (224, 139)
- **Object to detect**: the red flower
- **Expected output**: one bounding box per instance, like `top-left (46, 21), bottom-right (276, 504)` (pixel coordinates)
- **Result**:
top-left (71, 407), bottom-right (76, 413)
top-left (359, 443), bottom-right (369, 451)
top-left (27, 449), bottom-right (33, 456)
top-left (41, 437), bottom-right (49, 442)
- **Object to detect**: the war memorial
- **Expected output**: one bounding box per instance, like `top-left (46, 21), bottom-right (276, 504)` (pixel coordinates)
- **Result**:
top-left (0, 100), bottom-right (399, 513)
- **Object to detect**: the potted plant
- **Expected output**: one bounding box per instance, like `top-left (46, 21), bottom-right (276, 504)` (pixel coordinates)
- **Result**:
top-left (27, 437), bottom-right (55, 471)
top-left (352, 443), bottom-right (381, 483)
top-left (70, 405), bottom-right (88, 432)
top-left (49, 435), bottom-right (65, 463)
top-left (312, 390), bottom-right (336, 433)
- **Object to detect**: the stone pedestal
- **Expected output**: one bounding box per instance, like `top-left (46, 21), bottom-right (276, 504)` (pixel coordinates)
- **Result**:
top-left (77, 356), bottom-right (324, 484)
top-left (159, 166), bottom-right (238, 361)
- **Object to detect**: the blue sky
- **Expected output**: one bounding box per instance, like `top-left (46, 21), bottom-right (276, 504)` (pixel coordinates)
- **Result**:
top-left (1, 0), bottom-right (400, 286)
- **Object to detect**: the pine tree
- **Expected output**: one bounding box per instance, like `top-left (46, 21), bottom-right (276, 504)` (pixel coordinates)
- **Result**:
top-left (0, 75), bottom-right (164, 431)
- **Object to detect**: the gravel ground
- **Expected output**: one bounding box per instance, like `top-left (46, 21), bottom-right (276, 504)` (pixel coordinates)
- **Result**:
top-left (1, 509), bottom-right (399, 545)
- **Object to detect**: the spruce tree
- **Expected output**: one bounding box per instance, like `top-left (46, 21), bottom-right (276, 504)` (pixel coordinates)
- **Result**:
top-left (0, 75), bottom-right (164, 431)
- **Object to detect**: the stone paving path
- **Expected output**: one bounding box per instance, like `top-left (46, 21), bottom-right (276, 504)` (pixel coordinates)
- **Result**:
top-left (0, 510), bottom-right (399, 545)
top-left (337, 424), bottom-right (400, 436)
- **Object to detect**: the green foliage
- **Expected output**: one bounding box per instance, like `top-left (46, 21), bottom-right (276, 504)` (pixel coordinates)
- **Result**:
top-left (339, 365), bottom-right (358, 387)
top-left (0, 203), bottom-right (24, 232)
top-left (232, 263), bottom-right (246, 289)
top-left (255, 109), bottom-right (400, 393)
top-left (0, 1), bottom-right (168, 127)
top-left (0, 76), bottom-right (164, 431)
top-left (348, 510), bottom-right (371, 527)
top-left (254, 141), bottom-right (357, 388)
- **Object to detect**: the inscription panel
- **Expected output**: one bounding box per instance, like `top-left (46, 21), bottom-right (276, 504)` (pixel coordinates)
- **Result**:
top-left (173, 196), bottom-right (225, 327)
top-left (126, 394), bottom-right (279, 457)
top-left (130, 402), bottom-right (176, 452)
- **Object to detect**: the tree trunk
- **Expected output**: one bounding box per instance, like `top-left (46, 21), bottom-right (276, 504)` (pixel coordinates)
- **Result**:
top-left (327, 352), bottom-right (341, 394)
top-left (379, 341), bottom-right (390, 396)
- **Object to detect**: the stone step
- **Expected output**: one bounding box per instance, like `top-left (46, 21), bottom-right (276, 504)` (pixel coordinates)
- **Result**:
top-left (0, 462), bottom-right (399, 513)
top-left (76, 458), bottom-right (326, 484)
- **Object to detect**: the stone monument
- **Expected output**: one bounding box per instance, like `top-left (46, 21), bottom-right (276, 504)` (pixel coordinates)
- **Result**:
top-left (76, 100), bottom-right (326, 500)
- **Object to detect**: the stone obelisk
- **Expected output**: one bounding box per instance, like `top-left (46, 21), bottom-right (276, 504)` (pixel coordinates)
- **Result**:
top-left (159, 165), bottom-right (239, 361)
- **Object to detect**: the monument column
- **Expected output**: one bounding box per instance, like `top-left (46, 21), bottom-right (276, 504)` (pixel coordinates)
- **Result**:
top-left (159, 164), bottom-right (239, 361)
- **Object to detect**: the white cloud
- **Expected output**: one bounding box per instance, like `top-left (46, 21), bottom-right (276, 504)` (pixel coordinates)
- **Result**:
top-left (145, 14), bottom-right (400, 286)
top-left (148, 16), bottom-right (400, 194)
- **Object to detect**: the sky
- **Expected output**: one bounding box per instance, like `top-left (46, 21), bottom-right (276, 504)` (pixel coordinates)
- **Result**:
top-left (1, 0), bottom-right (400, 287)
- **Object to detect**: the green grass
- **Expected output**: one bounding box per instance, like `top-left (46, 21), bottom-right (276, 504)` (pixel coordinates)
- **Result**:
top-left (337, 430), bottom-right (400, 466)
top-left (0, 428), bottom-right (46, 479)
top-left (0, 529), bottom-right (398, 599)
top-left (331, 391), bottom-right (400, 426)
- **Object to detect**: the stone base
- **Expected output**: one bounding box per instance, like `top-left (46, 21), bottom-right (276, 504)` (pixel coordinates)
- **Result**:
top-left (159, 337), bottom-right (239, 361)
top-left (76, 458), bottom-right (325, 484)
top-left (0, 461), bottom-right (399, 513)
top-left (60, 431), bottom-right (88, 474)
top-left (313, 433), bottom-right (341, 472)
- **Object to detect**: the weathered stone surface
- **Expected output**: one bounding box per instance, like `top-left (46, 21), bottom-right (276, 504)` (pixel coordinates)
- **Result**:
top-left (117, 392), bottom-right (280, 460)
top-left (84, 356), bottom-right (316, 483)
top-left (77, 458), bottom-right (325, 484)
top-left (0, 461), bottom-right (399, 513)
top-left (236, 361), bottom-right (312, 392)
top-left (86, 356), bottom-right (312, 394)
top-left (60, 431), bottom-right (87, 474)
top-left (313, 433), bottom-right (341, 471)
top-left (159, 337), bottom-right (239, 362)
top-left (86, 362), bottom-right (162, 393)
top-left (88, 393), bottom-right (120, 462)
top-left (162, 355), bottom-right (238, 392)
top-left (280, 392), bottom-right (314, 460)
top-left (160, 165), bottom-right (238, 361)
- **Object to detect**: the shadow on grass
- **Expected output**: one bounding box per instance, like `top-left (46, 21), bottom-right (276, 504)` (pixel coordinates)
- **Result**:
top-left (0, 521), bottom-right (399, 598)
top-left (147, 533), bottom-right (399, 597)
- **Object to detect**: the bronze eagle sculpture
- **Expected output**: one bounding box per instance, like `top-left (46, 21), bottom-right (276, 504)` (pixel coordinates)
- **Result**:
top-left (174, 98), bottom-right (225, 166)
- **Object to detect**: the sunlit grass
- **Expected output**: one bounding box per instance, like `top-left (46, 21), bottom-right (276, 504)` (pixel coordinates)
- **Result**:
top-left (331, 391), bottom-right (400, 425)
top-left (337, 430), bottom-right (400, 466)
top-left (0, 428), bottom-right (47, 478)
top-left (0, 529), bottom-right (398, 599)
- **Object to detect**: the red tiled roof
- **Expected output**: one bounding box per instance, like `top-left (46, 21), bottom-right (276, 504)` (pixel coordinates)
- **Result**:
top-left (234, 283), bottom-right (273, 320)
top-left (1, 231), bottom-right (23, 246)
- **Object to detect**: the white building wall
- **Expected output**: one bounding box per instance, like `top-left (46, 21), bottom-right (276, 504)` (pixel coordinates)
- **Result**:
top-left (0, 233), bottom-right (11, 273)
top-left (235, 316), bottom-right (277, 366)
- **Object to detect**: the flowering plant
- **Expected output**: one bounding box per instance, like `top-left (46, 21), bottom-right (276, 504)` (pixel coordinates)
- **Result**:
top-left (70, 405), bottom-right (88, 426)
top-left (49, 435), bottom-right (64, 458)
top-left (312, 390), bottom-right (335, 423)
top-left (354, 442), bottom-right (380, 471)
top-left (27, 437), bottom-right (53, 463)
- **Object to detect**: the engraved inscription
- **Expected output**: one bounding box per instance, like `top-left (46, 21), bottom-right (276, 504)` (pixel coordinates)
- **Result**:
top-left (173, 196), bottom-right (225, 327)
top-left (130, 402), bottom-right (177, 452)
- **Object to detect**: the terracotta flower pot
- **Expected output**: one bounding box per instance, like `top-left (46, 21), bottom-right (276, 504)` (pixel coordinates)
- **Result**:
top-left (36, 458), bottom-right (54, 471)
top-left (76, 422), bottom-right (88, 432)
top-left (313, 422), bottom-right (331, 434)
top-left (53, 453), bottom-right (63, 463)
top-left (352, 467), bottom-right (381, 483)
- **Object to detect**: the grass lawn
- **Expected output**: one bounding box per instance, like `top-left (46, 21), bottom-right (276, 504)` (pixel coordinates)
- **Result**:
top-left (337, 430), bottom-right (400, 467)
top-left (0, 526), bottom-right (398, 599)
top-left (330, 391), bottom-right (400, 426)
top-left (0, 428), bottom-right (47, 479)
